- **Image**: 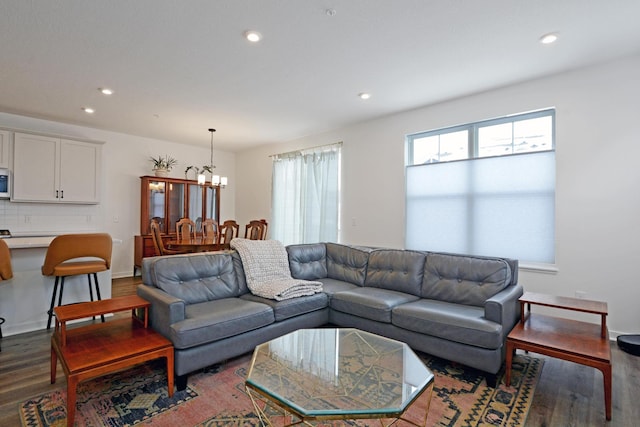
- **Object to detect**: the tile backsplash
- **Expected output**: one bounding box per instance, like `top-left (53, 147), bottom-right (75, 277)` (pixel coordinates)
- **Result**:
top-left (0, 200), bottom-right (102, 235)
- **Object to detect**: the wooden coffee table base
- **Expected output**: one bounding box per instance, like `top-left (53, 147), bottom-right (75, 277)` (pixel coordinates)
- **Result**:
top-left (51, 296), bottom-right (174, 427)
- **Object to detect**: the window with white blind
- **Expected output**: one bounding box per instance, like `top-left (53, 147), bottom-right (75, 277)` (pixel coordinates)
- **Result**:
top-left (271, 143), bottom-right (341, 246)
top-left (405, 109), bottom-right (555, 264)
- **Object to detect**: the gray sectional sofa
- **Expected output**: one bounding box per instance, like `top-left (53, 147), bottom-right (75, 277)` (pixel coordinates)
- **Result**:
top-left (138, 242), bottom-right (523, 390)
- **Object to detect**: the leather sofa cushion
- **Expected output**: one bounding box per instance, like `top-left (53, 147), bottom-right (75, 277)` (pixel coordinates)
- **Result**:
top-left (171, 298), bottom-right (274, 349)
top-left (240, 292), bottom-right (328, 322)
top-left (326, 243), bottom-right (370, 286)
top-left (318, 278), bottom-right (359, 297)
top-left (393, 299), bottom-right (502, 349)
top-left (331, 288), bottom-right (419, 323)
top-left (287, 243), bottom-right (328, 280)
top-left (365, 250), bottom-right (426, 296)
top-left (421, 253), bottom-right (512, 306)
top-left (145, 252), bottom-right (242, 304)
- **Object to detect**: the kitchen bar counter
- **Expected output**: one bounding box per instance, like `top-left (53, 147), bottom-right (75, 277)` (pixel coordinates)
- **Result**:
top-left (3, 235), bottom-right (56, 249)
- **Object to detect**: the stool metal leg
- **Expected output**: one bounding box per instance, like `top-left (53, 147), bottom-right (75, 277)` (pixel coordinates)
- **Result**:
top-left (57, 277), bottom-right (65, 307)
top-left (87, 274), bottom-right (96, 321)
top-left (47, 276), bottom-right (61, 330)
top-left (87, 274), bottom-right (95, 302)
top-left (93, 273), bottom-right (102, 300)
top-left (93, 273), bottom-right (105, 323)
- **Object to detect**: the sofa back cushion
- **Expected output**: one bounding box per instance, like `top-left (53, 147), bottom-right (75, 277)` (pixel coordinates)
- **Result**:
top-left (326, 243), bottom-right (370, 286)
top-left (142, 252), bottom-right (243, 304)
top-left (422, 253), bottom-right (512, 306)
top-left (365, 249), bottom-right (426, 296)
top-left (287, 243), bottom-right (328, 280)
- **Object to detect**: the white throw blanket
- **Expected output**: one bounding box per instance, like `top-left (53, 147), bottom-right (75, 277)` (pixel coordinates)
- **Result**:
top-left (230, 238), bottom-right (323, 301)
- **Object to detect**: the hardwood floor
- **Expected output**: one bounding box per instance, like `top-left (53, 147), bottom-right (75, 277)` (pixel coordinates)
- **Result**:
top-left (1, 276), bottom-right (639, 426)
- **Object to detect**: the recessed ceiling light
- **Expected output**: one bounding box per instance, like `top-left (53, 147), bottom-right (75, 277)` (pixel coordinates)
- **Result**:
top-left (99, 88), bottom-right (113, 95)
top-left (244, 30), bottom-right (262, 42)
top-left (82, 107), bottom-right (95, 114)
top-left (358, 92), bottom-right (371, 100)
top-left (540, 33), bottom-right (558, 44)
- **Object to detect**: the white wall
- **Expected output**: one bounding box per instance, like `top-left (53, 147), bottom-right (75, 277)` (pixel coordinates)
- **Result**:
top-left (236, 54), bottom-right (640, 337)
top-left (0, 113), bottom-right (236, 278)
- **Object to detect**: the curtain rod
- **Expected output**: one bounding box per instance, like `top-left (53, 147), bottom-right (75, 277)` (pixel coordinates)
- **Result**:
top-left (269, 141), bottom-right (342, 158)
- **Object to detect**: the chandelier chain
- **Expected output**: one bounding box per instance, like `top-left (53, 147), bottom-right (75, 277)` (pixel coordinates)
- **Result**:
top-left (209, 128), bottom-right (216, 170)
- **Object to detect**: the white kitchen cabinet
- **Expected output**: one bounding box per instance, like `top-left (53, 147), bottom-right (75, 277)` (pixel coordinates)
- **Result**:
top-left (0, 130), bottom-right (10, 168)
top-left (12, 132), bottom-right (102, 203)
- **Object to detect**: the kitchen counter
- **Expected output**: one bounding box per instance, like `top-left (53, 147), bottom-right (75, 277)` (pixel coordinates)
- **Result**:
top-left (3, 235), bottom-right (56, 249)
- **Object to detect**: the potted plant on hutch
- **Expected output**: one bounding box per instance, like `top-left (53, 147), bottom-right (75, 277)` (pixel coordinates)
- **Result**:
top-left (149, 155), bottom-right (177, 177)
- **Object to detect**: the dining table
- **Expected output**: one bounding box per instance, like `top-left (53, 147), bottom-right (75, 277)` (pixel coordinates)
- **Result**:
top-left (167, 237), bottom-right (228, 253)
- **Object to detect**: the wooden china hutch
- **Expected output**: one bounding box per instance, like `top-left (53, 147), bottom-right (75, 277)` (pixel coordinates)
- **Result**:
top-left (134, 175), bottom-right (220, 274)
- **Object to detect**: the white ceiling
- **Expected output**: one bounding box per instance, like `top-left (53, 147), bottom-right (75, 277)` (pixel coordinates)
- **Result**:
top-left (2, 1), bottom-right (640, 152)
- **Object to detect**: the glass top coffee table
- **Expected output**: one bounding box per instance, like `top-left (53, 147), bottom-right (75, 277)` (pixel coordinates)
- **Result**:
top-left (245, 328), bottom-right (434, 426)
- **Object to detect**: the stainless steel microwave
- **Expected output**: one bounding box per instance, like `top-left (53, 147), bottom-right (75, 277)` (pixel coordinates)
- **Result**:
top-left (0, 168), bottom-right (10, 199)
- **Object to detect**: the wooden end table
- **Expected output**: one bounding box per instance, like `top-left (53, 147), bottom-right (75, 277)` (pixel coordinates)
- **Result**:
top-left (51, 295), bottom-right (174, 427)
top-left (505, 292), bottom-right (612, 420)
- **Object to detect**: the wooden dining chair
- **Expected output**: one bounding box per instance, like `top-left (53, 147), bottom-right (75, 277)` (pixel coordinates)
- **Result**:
top-left (176, 218), bottom-right (196, 240)
top-left (202, 219), bottom-right (219, 240)
top-left (244, 219), bottom-right (268, 240)
top-left (151, 216), bottom-right (164, 230)
top-left (259, 219), bottom-right (268, 238)
top-left (150, 221), bottom-right (189, 256)
top-left (218, 220), bottom-right (239, 245)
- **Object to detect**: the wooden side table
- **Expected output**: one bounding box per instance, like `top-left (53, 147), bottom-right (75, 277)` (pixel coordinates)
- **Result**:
top-left (505, 292), bottom-right (612, 420)
top-left (51, 295), bottom-right (174, 427)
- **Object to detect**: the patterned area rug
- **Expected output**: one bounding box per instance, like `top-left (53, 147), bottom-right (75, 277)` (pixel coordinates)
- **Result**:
top-left (19, 352), bottom-right (542, 427)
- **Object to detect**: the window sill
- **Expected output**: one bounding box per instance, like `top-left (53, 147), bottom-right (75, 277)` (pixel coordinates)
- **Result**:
top-left (519, 262), bottom-right (558, 274)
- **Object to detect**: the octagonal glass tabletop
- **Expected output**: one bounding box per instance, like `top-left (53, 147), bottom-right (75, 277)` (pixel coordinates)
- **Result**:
top-left (245, 328), bottom-right (434, 418)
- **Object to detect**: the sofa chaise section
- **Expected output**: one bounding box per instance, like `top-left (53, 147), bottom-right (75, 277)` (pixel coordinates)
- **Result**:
top-left (287, 244), bottom-right (523, 386)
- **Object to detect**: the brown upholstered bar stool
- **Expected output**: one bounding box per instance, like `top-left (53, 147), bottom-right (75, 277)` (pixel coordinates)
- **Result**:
top-left (42, 233), bottom-right (113, 330)
top-left (0, 239), bottom-right (13, 351)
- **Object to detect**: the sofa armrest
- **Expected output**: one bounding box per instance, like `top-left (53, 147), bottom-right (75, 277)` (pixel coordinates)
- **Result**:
top-left (484, 283), bottom-right (524, 334)
top-left (137, 284), bottom-right (186, 340)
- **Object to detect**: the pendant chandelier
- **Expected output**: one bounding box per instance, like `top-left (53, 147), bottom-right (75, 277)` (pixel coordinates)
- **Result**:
top-left (197, 128), bottom-right (227, 188)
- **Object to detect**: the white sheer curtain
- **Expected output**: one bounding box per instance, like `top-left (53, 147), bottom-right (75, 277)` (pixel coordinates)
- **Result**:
top-left (271, 143), bottom-right (341, 245)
